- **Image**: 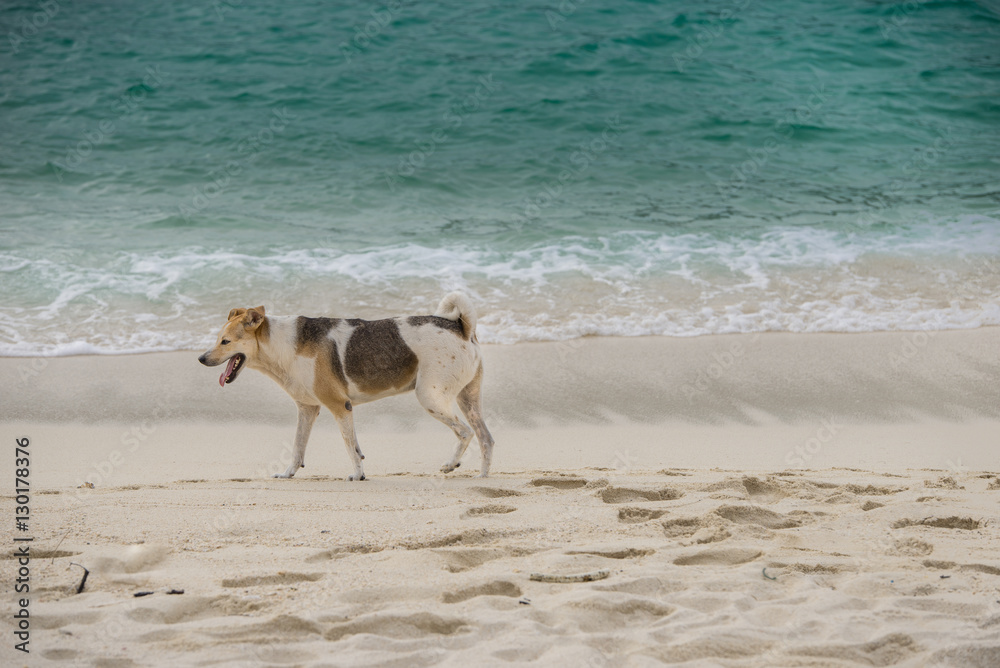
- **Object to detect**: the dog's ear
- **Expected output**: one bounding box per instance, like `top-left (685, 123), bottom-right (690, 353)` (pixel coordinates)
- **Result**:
top-left (228, 308), bottom-right (247, 321)
top-left (243, 307), bottom-right (265, 330)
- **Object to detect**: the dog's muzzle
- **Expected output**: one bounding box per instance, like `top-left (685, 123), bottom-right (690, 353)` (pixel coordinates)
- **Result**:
top-left (199, 352), bottom-right (247, 387)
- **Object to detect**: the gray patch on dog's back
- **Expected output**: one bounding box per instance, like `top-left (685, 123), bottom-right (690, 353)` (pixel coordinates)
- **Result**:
top-left (344, 318), bottom-right (418, 394)
top-left (296, 317), bottom-right (340, 352)
top-left (407, 315), bottom-right (466, 339)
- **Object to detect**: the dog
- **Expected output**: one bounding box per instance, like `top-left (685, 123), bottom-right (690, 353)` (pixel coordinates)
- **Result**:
top-left (198, 292), bottom-right (494, 480)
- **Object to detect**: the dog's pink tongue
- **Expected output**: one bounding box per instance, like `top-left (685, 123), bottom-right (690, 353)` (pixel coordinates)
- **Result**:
top-left (219, 356), bottom-right (237, 387)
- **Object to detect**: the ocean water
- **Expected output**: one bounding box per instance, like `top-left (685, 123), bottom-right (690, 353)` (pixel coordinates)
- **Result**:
top-left (1, 0), bottom-right (998, 355)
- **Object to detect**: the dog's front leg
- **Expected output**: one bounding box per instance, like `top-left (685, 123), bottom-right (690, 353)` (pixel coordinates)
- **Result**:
top-left (274, 402), bottom-right (320, 478)
top-left (331, 405), bottom-right (366, 481)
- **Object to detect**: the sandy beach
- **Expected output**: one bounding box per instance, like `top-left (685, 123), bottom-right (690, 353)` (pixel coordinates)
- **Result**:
top-left (3, 330), bottom-right (999, 666)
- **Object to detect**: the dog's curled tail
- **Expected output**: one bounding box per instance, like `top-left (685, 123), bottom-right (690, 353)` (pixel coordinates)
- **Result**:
top-left (435, 291), bottom-right (477, 341)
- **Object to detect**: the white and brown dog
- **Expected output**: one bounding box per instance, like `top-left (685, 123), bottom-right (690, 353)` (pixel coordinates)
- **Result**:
top-left (198, 292), bottom-right (494, 480)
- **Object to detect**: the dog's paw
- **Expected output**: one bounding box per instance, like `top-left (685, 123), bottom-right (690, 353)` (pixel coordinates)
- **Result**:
top-left (440, 462), bottom-right (460, 474)
top-left (273, 472), bottom-right (295, 479)
top-left (347, 474), bottom-right (366, 481)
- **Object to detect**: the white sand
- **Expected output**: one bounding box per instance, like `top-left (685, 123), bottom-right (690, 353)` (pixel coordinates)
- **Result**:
top-left (2, 330), bottom-right (1000, 666)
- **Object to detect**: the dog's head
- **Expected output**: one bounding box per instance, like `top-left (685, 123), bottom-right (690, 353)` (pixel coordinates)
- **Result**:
top-left (198, 306), bottom-right (267, 387)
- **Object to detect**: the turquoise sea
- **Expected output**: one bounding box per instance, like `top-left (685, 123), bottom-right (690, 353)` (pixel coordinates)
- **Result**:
top-left (1, 0), bottom-right (998, 354)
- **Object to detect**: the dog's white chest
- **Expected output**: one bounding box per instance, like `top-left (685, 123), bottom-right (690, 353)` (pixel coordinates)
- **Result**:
top-left (283, 355), bottom-right (319, 403)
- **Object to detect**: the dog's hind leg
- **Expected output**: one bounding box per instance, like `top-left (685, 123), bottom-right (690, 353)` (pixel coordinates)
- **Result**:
top-left (328, 403), bottom-right (366, 481)
top-left (415, 381), bottom-right (474, 475)
top-left (274, 402), bottom-right (320, 479)
top-left (457, 366), bottom-right (494, 478)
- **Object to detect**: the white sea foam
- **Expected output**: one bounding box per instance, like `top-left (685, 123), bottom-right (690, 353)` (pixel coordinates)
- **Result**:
top-left (1, 220), bottom-right (998, 356)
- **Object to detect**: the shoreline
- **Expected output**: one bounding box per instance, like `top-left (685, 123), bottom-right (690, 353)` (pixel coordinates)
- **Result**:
top-left (3, 328), bottom-right (998, 486)
top-left (6, 328), bottom-right (1000, 425)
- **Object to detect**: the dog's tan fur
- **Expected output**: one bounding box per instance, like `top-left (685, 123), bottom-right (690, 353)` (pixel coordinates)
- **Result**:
top-left (199, 293), bottom-right (494, 480)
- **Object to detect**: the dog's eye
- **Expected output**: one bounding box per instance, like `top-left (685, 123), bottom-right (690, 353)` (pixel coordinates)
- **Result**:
top-left (221, 339), bottom-right (230, 345)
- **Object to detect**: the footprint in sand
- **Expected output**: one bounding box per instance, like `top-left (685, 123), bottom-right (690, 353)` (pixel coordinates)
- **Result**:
top-left (206, 614), bottom-right (324, 644)
top-left (472, 486), bottom-right (523, 498)
top-left (800, 482), bottom-right (907, 504)
top-left (599, 486), bottom-right (683, 504)
top-left (127, 596), bottom-right (234, 625)
top-left (741, 476), bottom-right (789, 503)
top-left (221, 572), bottom-right (323, 588)
top-left (556, 596), bottom-right (675, 633)
top-left (891, 516), bottom-right (981, 530)
top-left (642, 634), bottom-right (774, 664)
top-left (433, 547), bottom-right (518, 573)
top-left (924, 476), bottom-right (964, 490)
top-left (42, 649), bottom-right (79, 661)
top-left (673, 547), bottom-right (763, 566)
top-left (33, 611), bottom-right (101, 630)
top-left (923, 560), bottom-right (1000, 575)
top-left (305, 544), bottom-right (384, 562)
top-left (843, 484), bottom-right (906, 496)
top-left (766, 561), bottom-right (843, 574)
top-left (565, 547), bottom-right (655, 559)
top-left (661, 517), bottom-right (704, 537)
top-left (789, 632), bottom-right (919, 666)
top-left (714, 505), bottom-right (804, 529)
top-left (401, 528), bottom-right (532, 550)
top-left (701, 476), bottom-right (787, 503)
top-left (92, 544), bottom-right (170, 574)
top-left (959, 563), bottom-right (1000, 575)
top-left (530, 477), bottom-right (588, 489)
top-left (662, 517), bottom-right (731, 544)
top-left (442, 580), bottom-right (522, 603)
top-left (889, 538), bottom-right (934, 556)
top-left (463, 504), bottom-right (516, 517)
top-left (593, 576), bottom-right (688, 596)
top-left (323, 612), bottom-right (469, 641)
top-left (618, 507), bottom-right (666, 523)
